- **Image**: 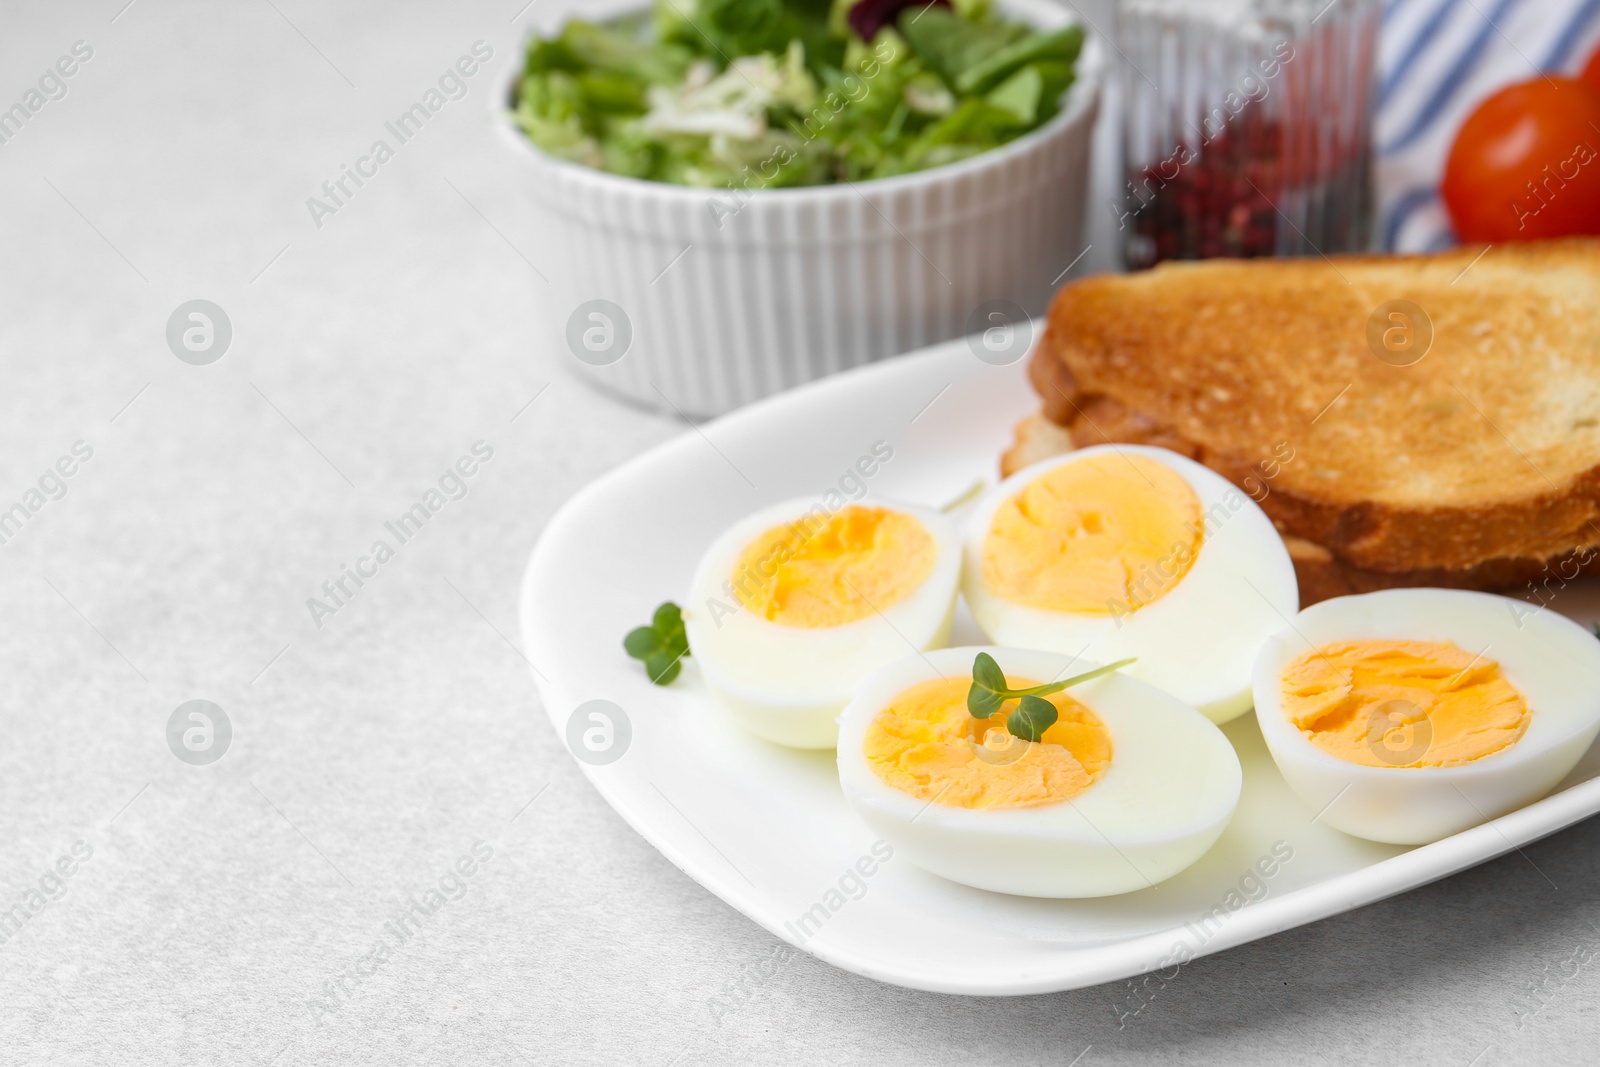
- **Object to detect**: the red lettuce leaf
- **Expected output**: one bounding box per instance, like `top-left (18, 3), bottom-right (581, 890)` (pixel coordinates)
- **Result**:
top-left (847, 0), bottom-right (950, 42)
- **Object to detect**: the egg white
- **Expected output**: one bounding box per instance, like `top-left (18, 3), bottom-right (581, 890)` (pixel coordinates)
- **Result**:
top-left (1252, 588), bottom-right (1600, 845)
top-left (684, 497), bottom-right (961, 749)
top-left (836, 646), bottom-right (1242, 898)
top-left (962, 445), bottom-right (1299, 723)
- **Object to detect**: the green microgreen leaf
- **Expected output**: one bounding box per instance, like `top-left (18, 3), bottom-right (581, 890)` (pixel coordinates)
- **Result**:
top-left (1007, 694), bottom-right (1059, 743)
top-left (967, 651), bottom-right (1009, 718)
top-left (644, 651), bottom-right (682, 685)
top-left (623, 626), bottom-right (664, 659)
top-left (623, 600), bottom-right (690, 685)
top-left (653, 602), bottom-right (686, 647)
top-left (966, 654), bottom-right (1136, 733)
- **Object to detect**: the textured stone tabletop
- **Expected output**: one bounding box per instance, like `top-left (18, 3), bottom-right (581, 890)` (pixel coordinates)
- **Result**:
top-left (1, 1), bottom-right (1596, 1064)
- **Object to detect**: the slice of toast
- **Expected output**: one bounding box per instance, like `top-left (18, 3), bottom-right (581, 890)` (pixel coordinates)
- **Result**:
top-left (999, 410), bottom-right (1077, 476)
top-left (1036, 238), bottom-right (1600, 573)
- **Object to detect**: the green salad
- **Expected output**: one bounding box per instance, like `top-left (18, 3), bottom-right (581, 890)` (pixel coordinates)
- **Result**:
top-left (511, 0), bottom-right (1084, 188)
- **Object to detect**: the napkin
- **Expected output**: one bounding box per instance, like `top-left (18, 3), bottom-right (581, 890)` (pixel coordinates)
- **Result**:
top-left (1377, 0), bottom-right (1600, 250)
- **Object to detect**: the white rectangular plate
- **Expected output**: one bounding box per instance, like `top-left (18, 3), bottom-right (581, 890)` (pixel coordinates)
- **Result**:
top-left (520, 339), bottom-right (1600, 995)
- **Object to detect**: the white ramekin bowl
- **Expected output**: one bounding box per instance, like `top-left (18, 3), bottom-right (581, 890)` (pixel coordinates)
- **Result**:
top-left (498, 0), bottom-right (1103, 417)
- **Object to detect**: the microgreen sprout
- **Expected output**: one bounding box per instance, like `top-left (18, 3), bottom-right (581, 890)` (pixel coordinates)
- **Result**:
top-left (624, 602), bottom-right (690, 685)
top-left (967, 651), bottom-right (1135, 743)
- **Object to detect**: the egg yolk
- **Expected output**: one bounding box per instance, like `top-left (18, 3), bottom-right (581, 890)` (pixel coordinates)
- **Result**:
top-left (732, 506), bottom-right (936, 627)
top-left (863, 675), bottom-right (1112, 809)
top-left (982, 454), bottom-right (1204, 614)
top-left (1281, 640), bottom-right (1531, 768)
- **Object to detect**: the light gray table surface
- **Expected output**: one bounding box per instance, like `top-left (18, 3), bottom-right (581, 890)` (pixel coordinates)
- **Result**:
top-left (3, 1), bottom-right (1597, 1064)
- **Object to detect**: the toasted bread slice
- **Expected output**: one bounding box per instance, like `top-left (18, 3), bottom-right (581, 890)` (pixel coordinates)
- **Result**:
top-left (1277, 534), bottom-right (1598, 604)
top-left (1039, 239), bottom-right (1600, 573)
top-left (999, 411), bottom-right (1077, 476)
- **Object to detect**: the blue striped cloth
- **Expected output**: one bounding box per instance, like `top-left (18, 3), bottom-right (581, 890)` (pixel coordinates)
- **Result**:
top-left (1378, 0), bottom-right (1600, 250)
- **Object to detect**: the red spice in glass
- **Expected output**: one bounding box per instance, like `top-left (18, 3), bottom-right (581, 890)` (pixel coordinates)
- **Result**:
top-left (1126, 109), bottom-right (1285, 270)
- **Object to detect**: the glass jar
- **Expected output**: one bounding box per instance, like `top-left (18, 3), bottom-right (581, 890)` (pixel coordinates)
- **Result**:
top-left (1115, 0), bottom-right (1380, 269)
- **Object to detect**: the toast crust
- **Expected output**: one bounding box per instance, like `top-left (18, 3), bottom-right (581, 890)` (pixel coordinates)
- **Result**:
top-left (1280, 534), bottom-right (1600, 605)
top-left (1039, 239), bottom-right (1600, 572)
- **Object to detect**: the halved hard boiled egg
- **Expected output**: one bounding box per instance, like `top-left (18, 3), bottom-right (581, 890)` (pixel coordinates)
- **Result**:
top-left (1252, 589), bottom-right (1600, 845)
top-left (685, 498), bottom-right (961, 748)
top-left (836, 646), bottom-right (1242, 897)
top-left (962, 445), bottom-right (1298, 723)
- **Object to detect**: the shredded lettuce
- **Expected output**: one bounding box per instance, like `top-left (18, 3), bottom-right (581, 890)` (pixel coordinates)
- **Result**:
top-left (511, 0), bottom-right (1083, 187)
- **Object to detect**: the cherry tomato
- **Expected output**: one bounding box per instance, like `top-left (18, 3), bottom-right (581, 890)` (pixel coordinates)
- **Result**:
top-left (1441, 77), bottom-right (1600, 242)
